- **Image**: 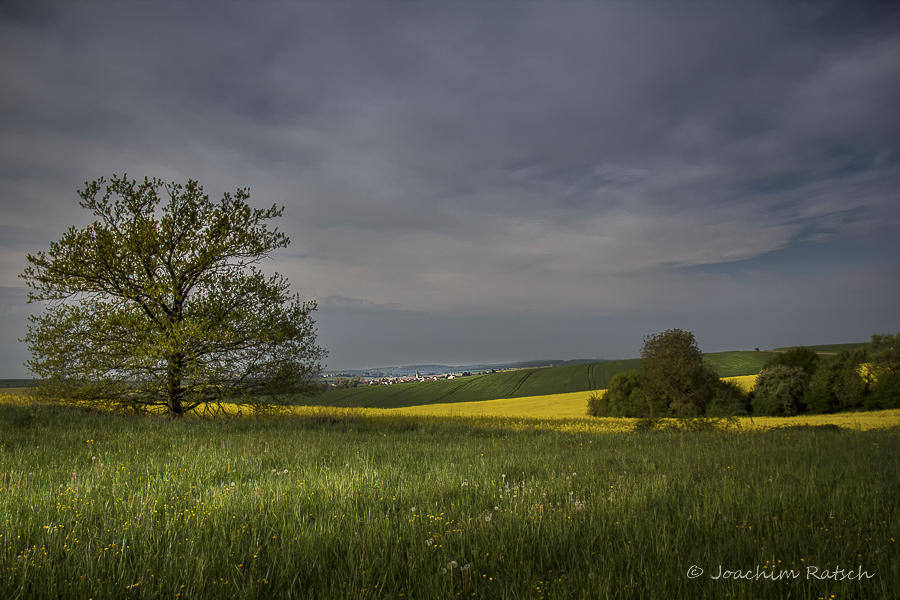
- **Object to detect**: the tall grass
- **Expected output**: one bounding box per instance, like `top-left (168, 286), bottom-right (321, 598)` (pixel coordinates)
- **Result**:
top-left (1, 400), bottom-right (897, 599)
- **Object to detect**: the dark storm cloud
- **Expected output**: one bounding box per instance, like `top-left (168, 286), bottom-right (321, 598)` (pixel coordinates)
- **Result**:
top-left (1, 1), bottom-right (898, 372)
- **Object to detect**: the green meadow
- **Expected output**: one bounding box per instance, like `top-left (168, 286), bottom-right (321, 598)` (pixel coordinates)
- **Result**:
top-left (2, 400), bottom-right (897, 599)
top-left (313, 350), bottom-right (779, 409)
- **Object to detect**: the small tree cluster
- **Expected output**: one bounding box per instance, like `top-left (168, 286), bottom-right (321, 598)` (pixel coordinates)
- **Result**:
top-left (328, 376), bottom-right (363, 390)
top-left (589, 332), bottom-right (899, 420)
top-left (748, 335), bottom-right (900, 415)
top-left (588, 329), bottom-right (747, 418)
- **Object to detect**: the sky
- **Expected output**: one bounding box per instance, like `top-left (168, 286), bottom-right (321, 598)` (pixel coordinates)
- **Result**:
top-left (2, 1), bottom-right (899, 376)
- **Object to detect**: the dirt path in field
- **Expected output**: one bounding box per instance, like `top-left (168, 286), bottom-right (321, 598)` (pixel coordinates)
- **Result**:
top-left (507, 369), bottom-right (537, 397)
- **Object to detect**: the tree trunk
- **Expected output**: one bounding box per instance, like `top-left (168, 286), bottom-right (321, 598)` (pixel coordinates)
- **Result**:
top-left (167, 354), bottom-right (185, 418)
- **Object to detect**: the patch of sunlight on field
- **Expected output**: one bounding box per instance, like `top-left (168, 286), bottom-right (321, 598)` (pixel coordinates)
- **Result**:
top-left (394, 390), bottom-right (597, 418)
top-left (736, 409), bottom-right (900, 431)
top-left (723, 374), bottom-right (758, 392)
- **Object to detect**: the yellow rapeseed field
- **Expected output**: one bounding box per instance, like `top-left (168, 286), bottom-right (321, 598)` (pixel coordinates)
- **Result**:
top-left (723, 374), bottom-right (759, 392)
top-left (394, 390), bottom-right (596, 419)
top-left (391, 393), bottom-right (900, 432)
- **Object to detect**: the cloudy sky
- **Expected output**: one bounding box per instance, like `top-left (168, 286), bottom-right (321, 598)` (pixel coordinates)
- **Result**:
top-left (2, 1), bottom-right (899, 376)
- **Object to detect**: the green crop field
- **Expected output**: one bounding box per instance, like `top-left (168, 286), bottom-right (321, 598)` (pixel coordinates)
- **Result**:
top-left (701, 350), bottom-right (781, 377)
top-left (311, 351), bottom-right (779, 409)
top-left (1, 400), bottom-right (897, 600)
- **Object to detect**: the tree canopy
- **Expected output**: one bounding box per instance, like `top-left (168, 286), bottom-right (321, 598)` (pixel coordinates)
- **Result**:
top-left (640, 328), bottom-right (719, 417)
top-left (762, 346), bottom-right (821, 377)
top-left (21, 175), bottom-right (326, 417)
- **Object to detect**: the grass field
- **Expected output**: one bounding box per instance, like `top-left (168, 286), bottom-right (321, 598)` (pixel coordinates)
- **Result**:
top-left (313, 351), bottom-right (778, 409)
top-left (2, 396), bottom-right (898, 599)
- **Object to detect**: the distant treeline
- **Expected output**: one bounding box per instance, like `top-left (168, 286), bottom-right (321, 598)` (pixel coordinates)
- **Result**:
top-left (0, 380), bottom-right (35, 388)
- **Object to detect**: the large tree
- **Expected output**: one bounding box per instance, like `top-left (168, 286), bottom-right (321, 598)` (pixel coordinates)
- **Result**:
top-left (21, 175), bottom-right (326, 417)
top-left (640, 328), bottom-right (719, 417)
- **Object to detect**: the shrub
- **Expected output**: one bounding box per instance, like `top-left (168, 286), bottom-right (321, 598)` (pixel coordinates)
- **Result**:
top-left (752, 365), bottom-right (808, 416)
top-left (706, 379), bottom-right (749, 417)
top-left (605, 370), bottom-right (663, 417)
top-left (805, 350), bottom-right (868, 414)
top-left (588, 371), bottom-right (651, 417)
top-left (865, 369), bottom-right (900, 410)
top-left (586, 392), bottom-right (609, 417)
top-left (865, 333), bottom-right (900, 410)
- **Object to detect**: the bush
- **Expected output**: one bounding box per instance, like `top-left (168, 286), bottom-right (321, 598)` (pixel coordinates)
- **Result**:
top-left (607, 370), bottom-right (671, 417)
top-left (586, 392), bottom-right (609, 417)
top-left (752, 366), bottom-right (808, 416)
top-left (604, 370), bottom-right (643, 417)
top-left (865, 369), bottom-right (900, 410)
top-left (864, 333), bottom-right (900, 410)
top-left (587, 371), bottom-right (654, 417)
top-left (706, 379), bottom-right (749, 417)
top-left (805, 350), bottom-right (868, 414)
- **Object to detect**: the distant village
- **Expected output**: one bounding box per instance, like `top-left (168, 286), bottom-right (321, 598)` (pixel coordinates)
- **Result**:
top-left (322, 369), bottom-right (480, 389)
top-left (321, 359), bottom-right (596, 390)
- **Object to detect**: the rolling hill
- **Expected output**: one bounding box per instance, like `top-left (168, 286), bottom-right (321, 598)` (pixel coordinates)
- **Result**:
top-left (305, 349), bottom-right (782, 409)
top-left (772, 342), bottom-right (867, 354)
